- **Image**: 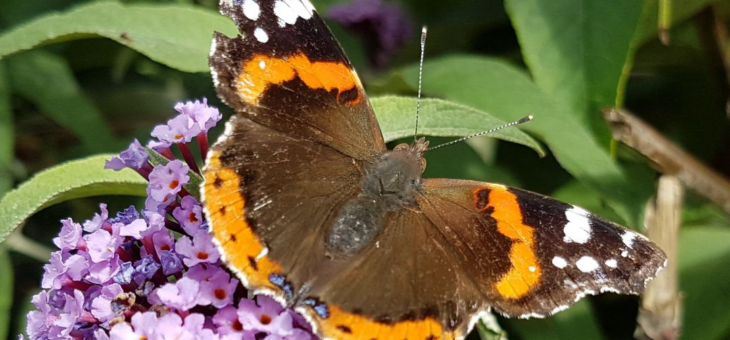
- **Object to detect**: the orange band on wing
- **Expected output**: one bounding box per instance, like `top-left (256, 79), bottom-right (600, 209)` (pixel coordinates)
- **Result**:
top-left (474, 185), bottom-right (541, 299)
top-left (313, 304), bottom-right (458, 340)
top-left (236, 53), bottom-right (362, 105)
top-left (204, 151), bottom-right (282, 292)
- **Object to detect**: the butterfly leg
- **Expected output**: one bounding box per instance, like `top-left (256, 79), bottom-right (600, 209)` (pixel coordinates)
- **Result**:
top-left (352, 158), bottom-right (366, 176)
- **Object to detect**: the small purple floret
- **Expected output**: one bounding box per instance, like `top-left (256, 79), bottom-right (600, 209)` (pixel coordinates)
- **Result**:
top-left (175, 98), bottom-right (222, 132)
top-left (151, 114), bottom-right (201, 145)
top-left (172, 195), bottom-right (204, 235)
top-left (145, 160), bottom-right (190, 213)
top-left (104, 139), bottom-right (149, 171)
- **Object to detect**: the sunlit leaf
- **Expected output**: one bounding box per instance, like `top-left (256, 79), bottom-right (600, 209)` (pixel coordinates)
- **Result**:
top-left (372, 96), bottom-right (544, 156)
top-left (505, 0), bottom-right (644, 139)
top-left (0, 155), bottom-right (147, 244)
top-left (0, 2), bottom-right (237, 73)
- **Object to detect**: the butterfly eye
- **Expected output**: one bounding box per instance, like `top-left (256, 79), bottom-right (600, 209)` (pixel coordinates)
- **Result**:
top-left (393, 143), bottom-right (409, 151)
top-left (420, 158), bottom-right (427, 173)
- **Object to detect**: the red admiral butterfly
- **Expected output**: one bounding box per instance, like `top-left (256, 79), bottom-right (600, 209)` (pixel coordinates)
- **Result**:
top-left (202, 1), bottom-right (667, 339)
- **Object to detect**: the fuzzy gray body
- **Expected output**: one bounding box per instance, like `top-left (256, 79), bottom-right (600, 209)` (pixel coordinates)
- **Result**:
top-left (326, 143), bottom-right (426, 254)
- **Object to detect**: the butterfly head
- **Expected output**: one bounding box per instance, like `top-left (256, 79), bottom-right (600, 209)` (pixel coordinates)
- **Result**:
top-left (361, 138), bottom-right (429, 202)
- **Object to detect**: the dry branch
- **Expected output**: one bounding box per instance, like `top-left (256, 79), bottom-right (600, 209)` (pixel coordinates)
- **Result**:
top-left (635, 176), bottom-right (683, 340)
top-left (603, 108), bottom-right (730, 214)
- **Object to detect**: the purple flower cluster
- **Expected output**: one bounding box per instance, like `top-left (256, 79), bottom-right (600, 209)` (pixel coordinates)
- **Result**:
top-left (25, 99), bottom-right (315, 340)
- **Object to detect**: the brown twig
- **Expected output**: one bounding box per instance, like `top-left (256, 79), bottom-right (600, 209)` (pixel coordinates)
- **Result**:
top-left (603, 108), bottom-right (730, 214)
top-left (635, 176), bottom-right (683, 340)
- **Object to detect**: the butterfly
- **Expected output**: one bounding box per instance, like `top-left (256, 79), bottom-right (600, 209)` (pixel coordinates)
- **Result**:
top-left (202, 0), bottom-right (667, 339)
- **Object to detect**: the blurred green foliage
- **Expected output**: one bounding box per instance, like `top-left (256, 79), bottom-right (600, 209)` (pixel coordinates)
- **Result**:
top-left (0, 0), bottom-right (729, 339)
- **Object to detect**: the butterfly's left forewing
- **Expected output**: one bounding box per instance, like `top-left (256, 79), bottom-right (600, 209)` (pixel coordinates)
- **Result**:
top-left (417, 179), bottom-right (667, 318)
top-left (210, 0), bottom-right (385, 160)
top-left (205, 0), bottom-right (387, 309)
top-left (204, 116), bottom-right (362, 296)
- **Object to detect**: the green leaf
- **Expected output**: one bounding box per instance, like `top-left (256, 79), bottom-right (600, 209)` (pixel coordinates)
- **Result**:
top-left (476, 314), bottom-right (508, 340)
top-left (679, 227), bottom-right (730, 340)
top-left (0, 2), bottom-right (237, 73)
top-left (0, 247), bottom-right (12, 340)
top-left (505, 0), bottom-right (644, 137)
top-left (0, 155), bottom-right (147, 244)
top-left (502, 300), bottom-right (603, 340)
top-left (371, 96), bottom-right (545, 156)
top-left (145, 147), bottom-right (171, 168)
top-left (0, 62), bottom-right (12, 195)
top-left (6, 50), bottom-right (120, 153)
top-left (397, 55), bottom-right (650, 226)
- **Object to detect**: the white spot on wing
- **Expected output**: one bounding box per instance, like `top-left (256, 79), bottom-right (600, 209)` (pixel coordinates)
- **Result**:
top-left (528, 266), bottom-right (536, 272)
top-left (274, 0), bottom-right (298, 25)
top-left (576, 256), bottom-right (599, 272)
top-left (552, 256), bottom-right (568, 269)
top-left (621, 250), bottom-right (628, 257)
top-left (274, 0), bottom-right (314, 26)
top-left (259, 60), bottom-right (266, 70)
top-left (563, 206), bottom-right (592, 244)
top-left (288, 0), bottom-right (313, 19)
top-left (255, 247), bottom-right (269, 261)
top-left (300, 0), bottom-right (315, 13)
top-left (622, 231), bottom-right (636, 248)
top-left (242, 0), bottom-right (261, 20)
top-left (254, 27), bottom-right (269, 43)
top-left (605, 259), bottom-right (618, 268)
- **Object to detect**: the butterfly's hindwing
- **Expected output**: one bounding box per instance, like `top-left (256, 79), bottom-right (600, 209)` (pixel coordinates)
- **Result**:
top-left (418, 179), bottom-right (666, 318)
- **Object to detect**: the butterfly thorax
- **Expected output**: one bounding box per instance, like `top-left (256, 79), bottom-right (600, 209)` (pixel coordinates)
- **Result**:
top-left (325, 139), bottom-right (429, 256)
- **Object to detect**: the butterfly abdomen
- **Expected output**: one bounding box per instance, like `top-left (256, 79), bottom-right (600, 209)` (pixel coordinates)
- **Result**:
top-left (327, 197), bottom-right (384, 254)
top-left (326, 148), bottom-right (424, 255)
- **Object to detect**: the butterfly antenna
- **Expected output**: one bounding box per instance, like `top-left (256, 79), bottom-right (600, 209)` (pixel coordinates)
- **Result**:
top-left (427, 115), bottom-right (534, 151)
top-left (414, 26), bottom-right (427, 142)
